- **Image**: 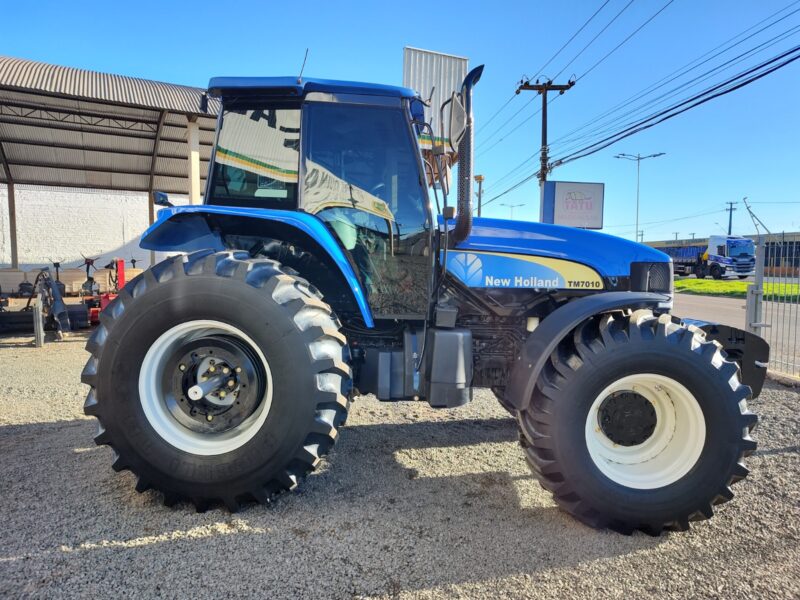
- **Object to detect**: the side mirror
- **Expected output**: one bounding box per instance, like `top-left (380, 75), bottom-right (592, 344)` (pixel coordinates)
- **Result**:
top-left (153, 191), bottom-right (173, 207)
top-left (447, 92), bottom-right (467, 153)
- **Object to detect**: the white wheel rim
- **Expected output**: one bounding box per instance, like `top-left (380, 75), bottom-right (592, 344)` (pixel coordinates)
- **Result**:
top-left (139, 320), bottom-right (273, 456)
top-left (585, 373), bottom-right (706, 489)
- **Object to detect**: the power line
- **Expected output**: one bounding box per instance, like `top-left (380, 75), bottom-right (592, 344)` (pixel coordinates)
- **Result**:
top-left (477, 0), bottom-right (674, 164)
top-left (481, 44), bottom-right (800, 208)
top-left (476, 0), bottom-right (613, 140)
top-left (552, 22), bottom-right (800, 154)
top-left (475, 94), bottom-right (518, 136)
top-left (549, 2), bottom-right (800, 149)
top-left (532, 0), bottom-right (613, 80)
top-left (575, 0), bottom-right (676, 81)
top-left (550, 44), bottom-right (800, 167)
top-left (552, 0), bottom-right (636, 80)
top-left (602, 208), bottom-right (726, 230)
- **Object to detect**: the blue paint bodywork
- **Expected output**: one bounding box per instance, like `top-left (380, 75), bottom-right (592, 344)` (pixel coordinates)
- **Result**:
top-left (450, 216), bottom-right (671, 278)
top-left (139, 205), bottom-right (374, 327)
top-left (208, 76), bottom-right (417, 100)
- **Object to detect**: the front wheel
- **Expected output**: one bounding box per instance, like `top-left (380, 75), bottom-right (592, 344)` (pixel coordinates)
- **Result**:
top-left (83, 250), bottom-right (350, 511)
top-left (710, 264), bottom-right (723, 279)
top-left (519, 310), bottom-right (757, 534)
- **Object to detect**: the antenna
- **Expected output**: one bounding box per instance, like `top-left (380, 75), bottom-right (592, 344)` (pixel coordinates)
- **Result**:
top-left (297, 48), bottom-right (309, 84)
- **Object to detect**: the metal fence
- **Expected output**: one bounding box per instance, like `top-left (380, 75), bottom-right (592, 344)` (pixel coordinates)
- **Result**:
top-left (746, 233), bottom-right (800, 378)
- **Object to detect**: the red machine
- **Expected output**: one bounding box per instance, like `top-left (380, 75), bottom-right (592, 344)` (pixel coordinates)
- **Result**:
top-left (86, 258), bottom-right (125, 325)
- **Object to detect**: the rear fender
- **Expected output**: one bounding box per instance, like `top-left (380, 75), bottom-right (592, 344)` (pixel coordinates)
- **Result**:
top-left (506, 292), bottom-right (670, 411)
top-left (683, 319), bottom-right (769, 397)
top-left (140, 205), bottom-right (374, 327)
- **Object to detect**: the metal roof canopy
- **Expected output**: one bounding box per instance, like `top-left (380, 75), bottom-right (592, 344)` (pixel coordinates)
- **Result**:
top-left (0, 55), bottom-right (220, 267)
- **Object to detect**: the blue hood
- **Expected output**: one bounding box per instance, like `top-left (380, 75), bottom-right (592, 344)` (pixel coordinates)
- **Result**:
top-left (453, 217), bottom-right (670, 277)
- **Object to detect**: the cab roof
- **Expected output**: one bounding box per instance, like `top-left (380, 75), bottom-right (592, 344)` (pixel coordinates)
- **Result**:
top-left (207, 76), bottom-right (417, 99)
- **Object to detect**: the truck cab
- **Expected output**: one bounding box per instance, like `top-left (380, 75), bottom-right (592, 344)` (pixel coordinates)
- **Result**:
top-left (705, 235), bottom-right (756, 278)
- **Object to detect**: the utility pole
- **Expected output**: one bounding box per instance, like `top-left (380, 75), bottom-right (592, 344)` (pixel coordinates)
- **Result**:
top-left (725, 201), bottom-right (737, 235)
top-left (690, 232), bottom-right (696, 239)
top-left (614, 152), bottom-right (666, 243)
top-left (474, 174), bottom-right (484, 217)
top-left (638, 230), bottom-right (644, 243)
top-left (673, 232), bottom-right (680, 240)
top-left (501, 202), bottom-right (524, 220)
top-left (516, 79), bottom-right (575, 190)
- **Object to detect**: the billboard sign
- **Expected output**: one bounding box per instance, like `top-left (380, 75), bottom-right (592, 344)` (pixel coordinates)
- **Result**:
top-left (402, 47), bottom-right (468, 151)
top-left (541, 181), bottom-right (604, 229)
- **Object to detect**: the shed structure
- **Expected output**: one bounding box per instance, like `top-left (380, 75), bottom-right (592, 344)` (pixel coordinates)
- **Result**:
top-left (0, 55), bottom-right (219, 267)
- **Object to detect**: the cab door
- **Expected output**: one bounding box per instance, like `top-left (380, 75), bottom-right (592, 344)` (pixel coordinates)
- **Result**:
top-left (300, 96), bottom-right (433, 319)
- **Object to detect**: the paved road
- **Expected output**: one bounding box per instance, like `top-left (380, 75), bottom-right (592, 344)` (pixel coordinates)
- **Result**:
top-left (673, 293), bottom-right (746, 328)
top-left (674, 293), bottom-right (799, 378)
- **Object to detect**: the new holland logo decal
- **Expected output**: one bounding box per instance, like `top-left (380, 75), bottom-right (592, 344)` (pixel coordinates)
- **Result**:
top-left (446, 250), bottom-right (603, 290)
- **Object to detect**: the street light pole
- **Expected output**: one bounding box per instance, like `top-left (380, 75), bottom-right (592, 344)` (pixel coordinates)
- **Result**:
top-left (475, 174), bottom-right (484, 217)
top-left (614, 152), bottom-right (666, 242)
top-left (500, 202), bottom-right (524, 220)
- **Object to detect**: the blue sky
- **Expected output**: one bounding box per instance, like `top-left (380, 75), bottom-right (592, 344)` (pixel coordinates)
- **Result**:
top-left (3, 0), bottom-right (799, 241)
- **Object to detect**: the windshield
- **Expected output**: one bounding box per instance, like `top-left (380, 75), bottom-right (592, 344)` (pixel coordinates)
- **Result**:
top-left (207, 106), bottom-right (300, 208)
top-left (728, 239), bottom-right (754, 257)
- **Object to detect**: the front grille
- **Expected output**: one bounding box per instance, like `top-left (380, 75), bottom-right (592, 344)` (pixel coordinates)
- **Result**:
top-left (630, 261), bottom-right (673, 293)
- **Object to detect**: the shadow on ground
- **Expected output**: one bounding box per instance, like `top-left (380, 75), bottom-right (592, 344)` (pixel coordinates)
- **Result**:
top-left (0, 411), bottom-right (669, 597)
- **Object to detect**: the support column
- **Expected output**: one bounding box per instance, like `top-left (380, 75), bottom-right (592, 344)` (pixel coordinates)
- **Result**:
top-left (7, 181), bottom-right (18, 268)
top-left (0, 139), bottom-right (17, 268)
top-left (187, 116), bottom-right (202, 204)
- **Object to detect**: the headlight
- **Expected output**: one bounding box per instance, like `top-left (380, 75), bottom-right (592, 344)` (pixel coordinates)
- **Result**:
top-left (630, 261), bottom-right (673, 293)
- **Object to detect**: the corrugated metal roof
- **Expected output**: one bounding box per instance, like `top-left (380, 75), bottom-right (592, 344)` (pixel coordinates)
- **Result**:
top-left (0, 56), bottom-right (218, 194)
top-left (0, 56), bottom-right (219, 115)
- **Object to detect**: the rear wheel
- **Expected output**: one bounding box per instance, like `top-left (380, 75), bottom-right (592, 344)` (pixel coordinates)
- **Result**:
top-left (83, 250), bottom-right (350, 511)
top-left (519, 310), bottom-right (757, 534)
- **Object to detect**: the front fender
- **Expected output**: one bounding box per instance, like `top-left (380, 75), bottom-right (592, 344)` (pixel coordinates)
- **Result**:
top-left (506, 292), bottom-right (670, 411)
top-left (140, 205), bottom-right (374, 327)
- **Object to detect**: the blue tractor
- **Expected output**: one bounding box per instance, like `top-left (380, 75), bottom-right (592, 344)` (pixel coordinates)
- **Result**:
top-left (83, 67), bottom-right (768, 534)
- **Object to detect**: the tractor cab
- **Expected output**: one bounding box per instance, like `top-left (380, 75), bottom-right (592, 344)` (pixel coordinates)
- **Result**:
top-left (204, 77), bottom-right (436, 319)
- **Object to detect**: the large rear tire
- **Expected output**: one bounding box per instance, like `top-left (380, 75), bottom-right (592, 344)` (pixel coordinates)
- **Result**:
top-left (518, 310), bottom-right (757, 535)
top-left (83, 250), bottom-right (350, 511)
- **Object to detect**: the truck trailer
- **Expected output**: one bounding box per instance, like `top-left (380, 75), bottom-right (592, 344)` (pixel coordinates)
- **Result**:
top-left (651, 235), bottom-right (756, 279)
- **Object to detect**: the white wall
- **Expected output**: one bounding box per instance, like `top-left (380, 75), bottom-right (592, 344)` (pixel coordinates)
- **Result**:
top-left (0, 184), bottom-right (189, 270)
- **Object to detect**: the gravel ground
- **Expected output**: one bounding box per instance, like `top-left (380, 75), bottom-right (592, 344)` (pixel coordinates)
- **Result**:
top-left (0, 331), bottom-right (798, 599)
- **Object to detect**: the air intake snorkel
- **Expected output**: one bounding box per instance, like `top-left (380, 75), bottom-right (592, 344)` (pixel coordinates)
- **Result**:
top-left (452, 65), bottom-right (484, 245)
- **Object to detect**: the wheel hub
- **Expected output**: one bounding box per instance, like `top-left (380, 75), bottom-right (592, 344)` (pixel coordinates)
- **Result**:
top-left (598, 391), bottom-right (657, 446)
top-left (160, 335), bottom-right (266, 435)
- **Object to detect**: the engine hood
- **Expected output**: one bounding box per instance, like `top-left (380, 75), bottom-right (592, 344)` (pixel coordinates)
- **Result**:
top-left (453, 217), bottom-right (670, 277)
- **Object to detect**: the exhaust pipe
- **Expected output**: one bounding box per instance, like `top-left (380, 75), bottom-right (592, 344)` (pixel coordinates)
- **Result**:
top-left (452, 65), bottom-right (484, 245)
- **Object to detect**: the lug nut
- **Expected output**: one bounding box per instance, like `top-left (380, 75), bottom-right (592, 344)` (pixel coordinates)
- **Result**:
top-left (208, 365), bottom-right (216, 373)
top-left (219, 391), bottom-right (226, 398)
top-left (227, 379), bottom-right (235, 388)
top-left (235, 367), bottom-right (242, 373)
top-left (206, 414), bottom-right (213, 421)
top-left (222, 367), bottom-right (230, 374)
top-left (178, 364), bottom-right (186, 372)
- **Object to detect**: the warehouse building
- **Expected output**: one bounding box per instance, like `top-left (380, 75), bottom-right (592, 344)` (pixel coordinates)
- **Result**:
top-left (0, 55), bottom-right (219, 277)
